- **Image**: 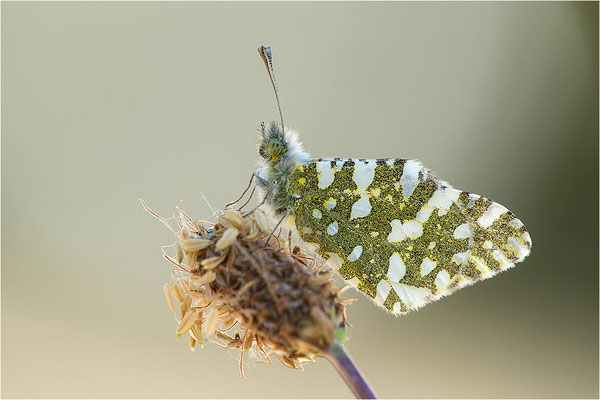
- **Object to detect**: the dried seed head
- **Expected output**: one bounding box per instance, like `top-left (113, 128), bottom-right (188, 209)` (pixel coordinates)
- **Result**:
top-left (152, 204), bottom-right (350, 375)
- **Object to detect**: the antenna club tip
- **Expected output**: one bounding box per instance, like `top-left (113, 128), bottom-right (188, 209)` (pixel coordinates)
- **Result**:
top-left (258, 45), bottom-right (271, 56)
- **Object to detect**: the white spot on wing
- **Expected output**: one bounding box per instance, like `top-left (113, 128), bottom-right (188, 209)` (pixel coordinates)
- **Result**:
top-left (399, 159), bottom-right (421, 198)
top-left (523, 231), bottom-right (532, 247)
top-left (420, 258), bottom-right (437, 276)
top-left (387, 219), bottom-right (406, 242)
top-left (326, 252), bottom-right (344, 270)
top-left (388, 253), bottom-right (406, 282)
top-left (427, 188), bottom-right (460, 215)
top-left (508, 236), bottom-right (530, 260)
top-left (471, 256), bottom-right (489, 273)
top-left (374, 280), bottom-right (391, 304)
top-left (283, 214), bottom-right (296, 229)
top-left (403, 220), bottom-right (423, 239)
top-left (509, 219), bottom-right (524, 229)
top-left (316, 163), bottom-right (335, 189)
top-left (492, 249), bottom-right (510, 267)
top-left (392, 302), bottom-right (402, 313)
top-left (350, 195), bottom-right (372, 219)
top-left (325, 198), bottom-right (336, 210)
top-left (453, 223), bottom-right (472, 239)
top-left (390, 282), bottom-right (431, 309)
top-left (347, 277), bottom-right (359, 288)
top-left (300, 226), bottom-right (312, 235)
top-left (327, 222), bottom-right (339, 236)
top-left (312, 209), bottom-right (322, 219)
top-left (435, 270), bottom-right (451, 289)
top-left (387, 219), bottom-right (423, 241)
top-left (305, 242), bottom-right (320, 253)
top-left (416, 207), bottom-right (434, 222)
top-left (477, 202), bottom-right (508, 228)
top-left (452, 251), bottom-right (470, 265)
top-left (352, 162), bottom-right (375, 191)
top-left (348, 245), bottom-right (363, 262)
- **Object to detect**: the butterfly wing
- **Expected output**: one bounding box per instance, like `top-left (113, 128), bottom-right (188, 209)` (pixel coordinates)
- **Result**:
top-left (287, 158), bottom-right (532, 315)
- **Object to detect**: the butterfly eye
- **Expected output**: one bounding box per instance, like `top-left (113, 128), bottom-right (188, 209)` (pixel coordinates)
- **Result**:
top-left (267, 138), bottom-right (286, 161)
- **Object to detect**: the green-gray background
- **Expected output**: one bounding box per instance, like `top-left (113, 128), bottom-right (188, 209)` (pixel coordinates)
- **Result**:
top-left (2, 2), bottom-right (598, 398)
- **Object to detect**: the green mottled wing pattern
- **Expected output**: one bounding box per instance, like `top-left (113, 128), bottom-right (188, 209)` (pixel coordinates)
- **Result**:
top-left (286, 158), bottom-right (532, 315)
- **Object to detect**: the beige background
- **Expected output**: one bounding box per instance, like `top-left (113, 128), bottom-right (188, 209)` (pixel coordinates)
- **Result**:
top-left (2, 2), bottom-right (598, 398)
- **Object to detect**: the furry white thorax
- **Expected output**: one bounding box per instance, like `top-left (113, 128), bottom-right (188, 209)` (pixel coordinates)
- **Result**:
top-left (255, 126), bottom-right (310, 225)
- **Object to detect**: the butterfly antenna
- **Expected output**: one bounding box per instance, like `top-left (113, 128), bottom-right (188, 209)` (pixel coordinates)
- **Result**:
top-left (258, 45), bottom-right (285, 132)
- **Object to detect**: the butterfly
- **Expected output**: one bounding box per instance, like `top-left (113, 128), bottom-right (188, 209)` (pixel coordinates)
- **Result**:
top-left (253, 45), bottom-right (531, 315)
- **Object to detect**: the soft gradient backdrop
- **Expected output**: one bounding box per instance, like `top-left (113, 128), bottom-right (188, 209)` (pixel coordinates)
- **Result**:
top-left (2, 2), bottom-right (598, 398)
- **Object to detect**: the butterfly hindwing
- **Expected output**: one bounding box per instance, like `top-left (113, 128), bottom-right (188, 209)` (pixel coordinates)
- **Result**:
top-left (287, 158), bottom-right (532, 315)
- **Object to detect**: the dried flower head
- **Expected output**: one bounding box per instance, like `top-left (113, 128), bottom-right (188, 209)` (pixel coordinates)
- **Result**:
top-left (143, 200), bottom-right (349, 376)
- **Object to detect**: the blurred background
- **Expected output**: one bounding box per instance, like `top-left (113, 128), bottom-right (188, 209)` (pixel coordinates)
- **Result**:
top-left (2, 2), bottom-right (598, 398)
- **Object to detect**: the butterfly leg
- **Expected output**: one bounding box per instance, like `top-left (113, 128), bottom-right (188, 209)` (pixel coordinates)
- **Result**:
top-left (243, 179), bottom-right (277, 217)
top-left (265, 208), bottom-right (291, 246)
top-left (225, 173), bottom-right (257, 209)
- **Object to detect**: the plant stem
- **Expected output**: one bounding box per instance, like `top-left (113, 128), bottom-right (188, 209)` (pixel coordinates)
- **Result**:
top-left (324, 339), bottom-right (377, 399)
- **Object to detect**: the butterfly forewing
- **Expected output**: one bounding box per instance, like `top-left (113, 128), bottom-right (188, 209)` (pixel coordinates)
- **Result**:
top-left (287, 158), bottom-right (532, 315)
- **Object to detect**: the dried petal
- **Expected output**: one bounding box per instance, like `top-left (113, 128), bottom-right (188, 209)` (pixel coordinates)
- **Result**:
top-left (237, 279), bottom-right (257, 297)
top-left (192, 220), bottom-right (207, 235)
top-left (185, 251), bottom-right (197, 270)
top-left (254, 210), bottom-right (270, 233)
top-left (180, 296), bottom-right (192, 320)
top-left (216, 228), bottom-right (239, 251)
top-left (204, 307), bottom-right (220, 337)
top-left (174, 242), bottom-right (184, 264)
top-left (182, 238), bottom-right (212, 252)
top-left (201, 253), bottom-right (226, 270)
top-left (180, 228), bottom-right (190, 241)
top-left (190, 322), bottom-right (204, 348)
top-left (242, 219), bottom-right (253, 234)
top-left (308, 272), bottom-right (332, 286)
top-left (221, 209), bottom-right (244, 229)
top-left (176, 308), bottom-right (197, 335)
top-left (169, 284), bottom-right (184, 303)
top-left (242, 331), bottom-right (254, 351)
top-left (191, 297), bottom-right (211, 308)
top-left (276, 353), bottom-right (297, 369)
top-left (163, 283), bottom-right (176, 314)
top-left (196, 271), bottom-right (217, 286)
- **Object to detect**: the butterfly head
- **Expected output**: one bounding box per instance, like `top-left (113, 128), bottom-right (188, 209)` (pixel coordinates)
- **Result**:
top-left (259, 121), bottom-right (288, 163)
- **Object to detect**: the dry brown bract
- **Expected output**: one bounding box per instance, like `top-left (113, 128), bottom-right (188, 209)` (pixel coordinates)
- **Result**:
top-left (156, 206), bottom-right (348, 376)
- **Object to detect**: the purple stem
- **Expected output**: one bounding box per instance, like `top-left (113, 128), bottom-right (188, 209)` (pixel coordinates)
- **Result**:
top-left (324, 340), bottom-right (378, 399)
